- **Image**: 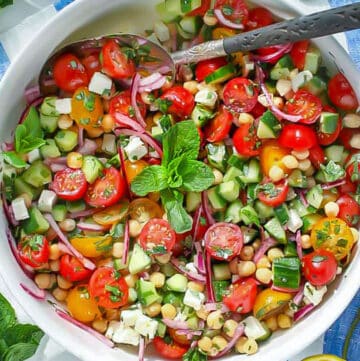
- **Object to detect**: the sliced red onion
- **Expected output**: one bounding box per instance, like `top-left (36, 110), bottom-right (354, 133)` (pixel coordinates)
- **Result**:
top-left (194, 242), bottom-right (206, 275)
top-left (201, 191), bottom-right (215, 226)
top-left (122, 219), bottom-right (130, 265)
top-left (114, 113), bottom-right (145, 133)
top-left (24, 85), bottom-right (41, 105)
top-left (321, 179), bottom-right (346, 190)
top-left (2, 193), bottom-right (19, 227)
top-left (20, 283), bottom-right (46, 300)
top-left (2, 142), bottom-right (14, 151)
top-left (78, 126), bottom-right (84, 148)
top-left (294, 303), bottom-right (316, 322)
top-left (115, 128), bottom-right (163, 158)
top-left (252, 43), bottom-right (293, 63)
top-left (44, 213), bottom-right (96, 270)
top-left (130, 73), bottom-right (147, 128)
top-left (298, 190), bottom-right (309, 207)
top-left (256, 65), bottom-right (302, 123)
top-left (192, 206), bottom-right (203, 242)
top-left (214, 9), bottom-right (245, 30)
top-left (77, 138), bottom-right (97, 155)
top-left (176, 329), bottom-right (202, 340)
top-left (295, 230), bottom-right (303, 259)
top-left (171, 258), bottom-right (206, 283)
top-left (168, 23), bottom-right (178, 53)
top-left (162, 318), bottom-right (189, 329)
top-left (293, 283), bottom-right (305, 306)
top-left (253, 237), bottom-right (278, 264)
top-left (139, 73), bottom-right (163, 88)
top-left (138, 336), bottom-right (145, 361)
top-left (205, 251), bottom-right (215, 303)
top-left (58, 242), bottom-right (72, 255)
top-left (50, 163), bottom-right (67, 172)
top-left (77, 222), bottom-right (109, 232)
top-left (138, 72), bottom-right (166, 93)
top-left (118, 146), bottom-right (132, 200)
top-left (68, 208), bottom-right (98, 218)
top-left (204, 303), bottom-right (230, 313)
top-left (19, 97), bottom-right (44, 124)
top-left (139, 271), bottom-right (150, 280)
top-left (43, 156), bottom-right (67, 166)
top-left (56, 309), bottom-right (114, 348)
top-left (210, 323), bottom-right (245, 359)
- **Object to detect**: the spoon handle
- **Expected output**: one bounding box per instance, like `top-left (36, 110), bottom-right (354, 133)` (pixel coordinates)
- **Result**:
top-left (171, 3), bottom-right (360, 65)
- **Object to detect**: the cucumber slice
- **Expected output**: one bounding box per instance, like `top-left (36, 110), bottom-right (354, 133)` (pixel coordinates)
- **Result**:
top-left (205, 64), bottom-right (236, 84)
top-left (223, 166), bottom-right (243, 183)
top-left (157, 2), bottom-right (181, 23)
top-left (179, 16), bottom-right (202, 34)
top-left (81, 155), bottom-right (104, 184)
top-left (243, 316), bottom-right (271, 341)
top-left (14, 177), bottom-right (40, 201)
top-left (290, 198), bottom-right (312, 217)
top-left (255, 200), bottom-right (274, 220)
top-left (191, 104), bottom-right (214, 127)
top-left (241, 226), bottom-right (258, 244)
top-left (165, 0), bottom-right (183, 15)
top-left (207, 187), bottom-right (227, 210)
top-left (206, 142), bottom-right (229, 172)
top-left (306, 184), bottom-right (323, 209)
top-left (274, 54), bottom-right (294, 70)
top-left (288, 169), bottom-right (308, 188)
top-left (270, 67), bottom-right (290, 81)
top-left (324, 145), bottom-right (344, 163)
top-left (301, 213), bottom-right (323, 233)
top-left (22, 160), bottom-right (52, 188)
top-left (176, 23), bottom-right (194, 39)
top-left (272, 257), bottom-right (301, 289)
top-left (302, 76), bottom-right (327, 96)
top-left (40, 114), bottom-right (59, 134)
top-left (213, 280), bottom-right (230, 302)
top-left (304, 46), bottom-right (321, 74)
top-left (136, 278), bottom-right (161, 306)
top-left (257, 110), bottom-right (282, 139)
top-left (52, 204), bottom-right (67, 222)
top-left (55, 130), bottom-right (78, 152)
top-left (227, 154), bottom-right (245, 170)
top-left (40, 139), bottom-right (61, 158)
top-left (240, 205), bottom-right (260, 227)
top-left (129, 244), bottom-right (151, 275)
top-left (23, 207), bottom-right (50, 234)
top-left (166, 274), bottom-right (188, 292)
top-left (239, 159), bottom-right (261, 184)
top-left (163, 292), bottom-right (183, 307)
top-left (264, 217), bottom-right (286, 243)
top-left (186, 191), bottom-right (202, 213)
top-left (225, 200), bottom-right (243, 224)
top-left (274, 204), bottom-right (290, 225)
top-left (217, 180), bottom-right (240, 202)
top-left (66, 200), bottom-right (86, 213)
top-left (319, 112), bottom-right (339, 134)
top-left (284, 242), bottom-right (297, 257)
top-left (181, 0), bottom-right (201, 13)
top-left (213, 263), bottom-right (231, 281)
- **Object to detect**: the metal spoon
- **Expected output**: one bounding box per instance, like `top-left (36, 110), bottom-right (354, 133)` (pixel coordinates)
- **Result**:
top-left (39, 2), bottom-right (360, 93)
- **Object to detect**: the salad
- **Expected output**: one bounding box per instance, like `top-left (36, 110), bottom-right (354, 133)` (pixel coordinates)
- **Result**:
top-left (1, 0), bottom-right (360, 360)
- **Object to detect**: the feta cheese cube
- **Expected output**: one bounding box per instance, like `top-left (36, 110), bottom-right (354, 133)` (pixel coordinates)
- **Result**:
top-left (27, 148), bottom-right (41, 163)
top-left (286, 209), bottom-right (303, 233)
top-left (154, 21), bottom-right (170, 42)
top-left (195, 89), bottom-right (218, 108)
top-left (55, 98), bottom-right (72, 114)
top-left (304, 282), bottom-right (327, 306)
top-left (183, 289), bottom-right (205, 311)
top-left (89, 72), bottom-right (112, 96)
top-left (185, 262), bottom-right (198, 274)
top-left (134, 314), bottom-right (158, 339)
top-left (38, 190), bottom-right (57, 213)
top-left (105, 321), bottom-right (140, 346)
top-left (105, 321), bottom-right (121, 340)
top-left (121, 309), bottom-right (143, 327)
top-left (124, 136), bottom-right (148, 162)
top-left (291, 70), bottom-right (313, 92)
top-left (11, 198), bottom-right (29, 221)
top-left (258, 93), bottom-right (272, 107)
top-left (102, 134), bottom-right (117, 155)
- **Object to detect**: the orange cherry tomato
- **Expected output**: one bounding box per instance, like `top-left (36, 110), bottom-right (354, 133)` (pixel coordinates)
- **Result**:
top-left (128, 198), bottom-right (163, 223)
top-left (168, 328), bottom-right (192, 346)
top-left (70, 235), bottom-right (113, 258)
top-left (124, 160), bottom-right (148, 183)
top-left (260, 140), bottom-right (289, 176)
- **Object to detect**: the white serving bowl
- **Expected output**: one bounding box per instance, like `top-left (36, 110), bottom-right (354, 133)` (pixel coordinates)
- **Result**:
top-left (0, 1), bottom-right (359, 361)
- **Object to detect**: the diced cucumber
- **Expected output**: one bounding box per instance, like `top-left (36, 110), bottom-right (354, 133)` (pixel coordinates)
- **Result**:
top-left (301, 213), bottom-right (323, 233)
top-left (290, 198), bottom-right (312, 217)
top-left (40, 96), bottom-right (59, 116)
top-left (306, 185), bottom-right (323, 209)
top-left (324, 145), bottom-right (344, 163)
top-left (176, 23), bottom-right (194, 40)
top-left (136, 278), bottom-right (161, 306)
top-left (255, 200), bottom-right (274, 220)
top-left (275, 54), bottom-right (294, 70)
top-left (186, 192), bottom-right (202, 213)
top-left (129, 244), bottom-right (151, 275)
top-left (40, 139), bottom-right (61, 158)
top-left (207, 187), bottom-right (227, 210)
top-left (274, 204), bottom-right (290, 225)
top-left (180, 0), bottom-right (201, 13)
top-left (302, 76), bottom-right (327, 96)
top-left (157, 320), bottom-right (167, 338)
top-left (156, 2), bottom-right (181, 23)
top-left (165, 0), bottom-right (183, 14)
top-left (163, 292), bottom-right (183, 307)
top-left (225, 200), bottom-right (243, 224)
top-left (272, 257), bottom-right (301, 289)
top-left (247, 183), bottom-right (258, 201)
top-left (286, 209), bottom-right (303, 233)
top-left (187, 316), bottom-right (199, 330)
top-left (22, 160), bottom-right (52, 188)
top-left (270, 67), bottom-right (290, 81)
top-left (264, 217), bottom-right (286, 243)
top-left (241, 226), bottom-right (258, 244)
top-left (54, 130), bottom-right (78, 152)
top-left (240, 205), bottom-right (260, 227)
top-left (191, 104), bottom-right (214, 127)
top-left (284, 242), bottom-right (297, 257)
top-left (314, 170), bottom-right (326, 183)
top-left (81, 155), bottom-right (104, 184)
top-left (239, 159), bottom-right (261, 184)
top-left (288, 169), bottom-right (308, 188)
top-left (23, 207), bottom-right (49, 234)
top-left (304, 47), bottom-right (321, 74)
top-left (166, 274), bottom-right (188, 292)
top-left (179, 16), bottom-right (202, 35)
top-left (206, 142), bottom-right (229, 172)
top-left (227, 154), bottom-right (245, 170)
top-left (160, 263), bottom-right (176, 277)
top-left (113, 256), bottom-right (129, 271)
top-left (223, 166), bottom-right (243, 184)
top-left (243, 316), bottom-right (271, 341)
top-left (128, 288), bottom-right (137, 303)
top-left (40, 114), bottom-right (59, 134)
top-left (213, 263), bottom-right (231, 281)
top-left (257, 110), bottom-right (282, 139)
top-left (319, 112), bottom-right (339, 134)
top-left (217, 180), bottom-right (240, 202)
top-left (14, 177), bottom-right (40, 201)
top-left (213, 280), bottom-right (230, 302)
top-left (66, 200), bottom-right (86, 213)
top-left (205, 64), bottom-right (236, 84)
top-left (52, 204), bottom-right (67, 222)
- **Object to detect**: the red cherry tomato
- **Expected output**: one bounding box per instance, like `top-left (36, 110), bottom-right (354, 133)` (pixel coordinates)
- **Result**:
top-left (317, 111), bottom-right (341, 147)
top-left (89, 267), bottom-right (129, 309)
top-left (223, 77), bottom-right (259, 113)
top-left (258, 179), bottom-right (289, 207)
top-left (223, 278), bottom-right (258, 313)
top-left (192, 214), bottom-right (209, 242)
top-left (153, 337), bottom-right (189, 359)
top-left (18, 235), bottom-right (49, 268)
top-left (336, 194), bottom-right (360, 226)
top-left (139, 219), bottom-right (176, 255)
top-left (290, 40), bottom-right (310, 70)
top-left (283, 90), bottom-right (322, 124)
top-left (160, 86), bottom-right (195, 118)
top-left (328, 73), bottom-right (359, 111)
top-left (246, 7), bottom-right (273, 30)
top-left (233, 122), bottom-right (261, 156)
top-left (255, 46), bottom-right (286, 64)
top-left (302, 249), bottom-right (338, 286)
top-left (188, 0), bottom-right (211, 16)
top-left (205, 105), bottom-right (233, 143)
top-left (308, 145), bottom-right (325, 169)
top-left (340, 128), bottom-right (360, 150)
top-left (101, 39), bottom-right (136, 80)
top-left (81, 52), bottom-right (101, 78)
top-left (50, 168), bottom-right (88, 201)
top-left (338, 176), bottom-right (357, 194)
top-left (59, 255), bottom-right (92, 282)
top-left (346, 159), bottom-right (360, 183)
top-left (53, 53), bottom-right (89, 92)
top-left (109, 90), bottom-right (146, 119)
top-left (195, 57), bottom-right (227, 82)
top-left (205, 223), bottom-right (243, 261)
top-left (85, 167), bottom-right (126, 208)
top-left (215, 0), bottom-right (249, 24)
top-left (172, 232), bottom-right (190, 258)
top-left (251, 102), bottom-right (266, 118)
top-left (278, 124), bottom-right (317, 151)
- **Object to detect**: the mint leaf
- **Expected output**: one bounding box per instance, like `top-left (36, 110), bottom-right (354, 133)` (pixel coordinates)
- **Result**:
top-left (3, 343), bottom-right (38, 361)
top-left (16, 138), bottom-right (46, 154)
top-left (14, 125), bottom-right (27, 153)
top-left (160, 189), bottom-right (193, 233)
top-left (0, 0), bottom-right (13, 9)
top-left (0, 294), bottom-right (16, 335)
top-left (22, 107), bottom-right (43, 139)
top-left (2, 152), bottom-right (27, 168)
top-left (162, 120), bottom-right (200, 166)
top-left (167, 156), bottom-right (185, 188)
top-left (183, 347), bottom-right (207, 361)
top-left (320, 160), bottom-right (345, 182)
top-left (131, 165), bottom-right (168, 196)
top-left (4, 324), bottom-right (44, 346)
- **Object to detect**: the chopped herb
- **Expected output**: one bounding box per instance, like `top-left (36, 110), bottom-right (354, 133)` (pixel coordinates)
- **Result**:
top-left (156, 98), bottom-right (173, 114)
top-left (337, 239), bottom-right (348, 247)
top-left (69, 60), bottom-right (78, 69)
top-left (312, 255), bottom-right (328, 263)
top-left (222, 5), bottom-right (234, 16)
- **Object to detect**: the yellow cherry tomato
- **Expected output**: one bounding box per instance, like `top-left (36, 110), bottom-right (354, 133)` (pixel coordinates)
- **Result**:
top-left (70, 235), bottom-right (112, 257)
top-left (67, 285), bottom-right (100, 323)
top-left (212, 27), bottom-right (237, 40)
top-left (302, 355), bottom-right (345, 361)
top-left (310, 217), bottom-right (354, 260)
top-left (260, 140), bottom-right (290, 177)
top-left (320, 189), bottom-right (339, 208)
top-left (253, 289), bottom-right (292, 320)
top-left (124, 160), bottom-right (149, 183)
top-left (93, 202), bottom-right (129, 226)
top-left (70, 87), bottom-right (103, 130)
top-left (128, 198), bottom-right (163, 223)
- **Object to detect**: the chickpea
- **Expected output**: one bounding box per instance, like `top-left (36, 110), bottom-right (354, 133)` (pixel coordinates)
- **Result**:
top-left (59, 218), bottom-right (76, 232)
top-left (129, 219), bottom-right (142, 238)
top-left (252, 239), bottom-right (261, 251)
top-left (34, 273), bottom-right (52, 290)
top-left (57, 275), bottom-right (73, 290)
top-left (255, 268), bottom-right (273, 284)
top-left (187, 281), bottom-right (205, 293)
top-left (144, 302), bottom-right (162, 317)
top-left (212, 169), bottom-right (223, 185)
top-left (112, 242), bottom-right (124, 258)
top-left (203, 12), bottom-right (218, 27)
top-left (66, 152), bottom-right (83, 169)
top-left (269, 165), bottom-right (284, 182)
top-left (324, 202), bottom-right (340, 218)
top-left (282, 155), bottom-right (299, 169)
top-left (256, 256), bottom-right (271, 269)
top-left (212, 336), bottom-right (228, 352)
top-left (304, 165), bottom-right (315, 177)
top-left (237, 261), bottom-right (256, 278)
top-left (52, 287), bottom-right (68, 301)
top-left (106, 309), bottom-right (120, 321)
top-left (198, 337), bottom-right (213, 353)
top-left (291, 150), bottom-right (309, 160)
top-left (277, 314), bottom-right (292, 329)
top-left (206, 310), bottom-right (224, 330)
top-left (265, 316), bottom-right (278, 331)
top-left (49, 243), bottom-right (61, 260)
top-left (124, 274), bottom-right (138, 288)
top-left (49, 260), bottom-right (60, 272)
top-left (235, 337), bottom-right (258, 355)
top-left (238, 113), bottom-right (254, 124)
top-left (161, 304), bottom-right (177, 320)
top-left (92, 319), bottom-right (108, 334)
top-left (153, 112), bottom-right (163, 125)
top-left (148, 192), bottom-right (160, 202)
top-left (57, 114), bottom-right (73, 129)
top-left (155, 253), bottom-right (171, 264)
top-left (301, 234), bottom-right (312, 249)
top-left (239, 246), bottom-right (254, 261)
top-left (150, 272), bottom-right (165, 288)
top-left (101, 114), bottom-right (115, 133)
top-left (229, 258), bottom-right (239, 274)
top-left (298, 159), bottom-right (312, 172)
top-left (196, 307), bottom-right (210, 320)
top-left (267, 248), bottom-right (284, 262)
top-left (223, 319), bottom-right (238, 338)
top-left (183, 81), bottom-right (199, 94)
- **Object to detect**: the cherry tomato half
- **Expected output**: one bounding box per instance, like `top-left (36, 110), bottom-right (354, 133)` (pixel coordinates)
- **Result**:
top-left (139, 219), bottom-right (176, 255)
top-left (223, 77), bottom-right (259, 113)
top-left (109, 90), bottom-right (146, 120)
top-left (283, 90), bottom-right (322, 124)
top-left (128, 198), bottom-right (163, 223)
top-left (89, 267), bottom-right (129, 309)
top-left (160, 86), bottom-right (195, 119)
top-left (50, 168), bottom-right (88, 201)
top-left (168, 328), bottom-right (191, 346)
top-left (233, 122), bottom-right (261, 157)
top-left (339, 128), bottom-right (360, 150)
top-left (336, 194), bottom-right (360, 227)
top-left (328, 73), bottom-right (359, 111)
top-left (101, 39), bottom-right (136, 80)
top-left (205, 105), bottom-right (233, 143)
top-left (278, 124), bottom-right (317, 151)
top-left (246, 7), bottom-right (273, 30)
top-left (308, 145), bottom-right (325, 169)
top-left (302, 249), bottom-right (338, 286)
top-left (81, 52), bottom-right (101, 79)
top-left (346, 157), bottom-right (360, 183)
top-left (317, 106), bottom-right (341, 146)
top-left (195, 57), bottom-right (227, 82)
top-left (59, 254), bottom-right (93, 282)
top-left (53, 53), bottom-right (89, 93)
top-left (290, 40), bottom-right (309, 70)
top-left (215, 0), bottom-right (249, 25)
top-left (223, 277), bottom-right (257, 313)
top-left (85, 167), bottom-right (126, 208)
top-left (153, 337), bottom-right (189, 359)
top-left (258, 179), bottom-right (289, 207)
top-left (205, 222), bottom-right (243, 260)
top-left (18, 235), bottom-right (49, 268)
top-left (188, 0), bottom-right (211, 16)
